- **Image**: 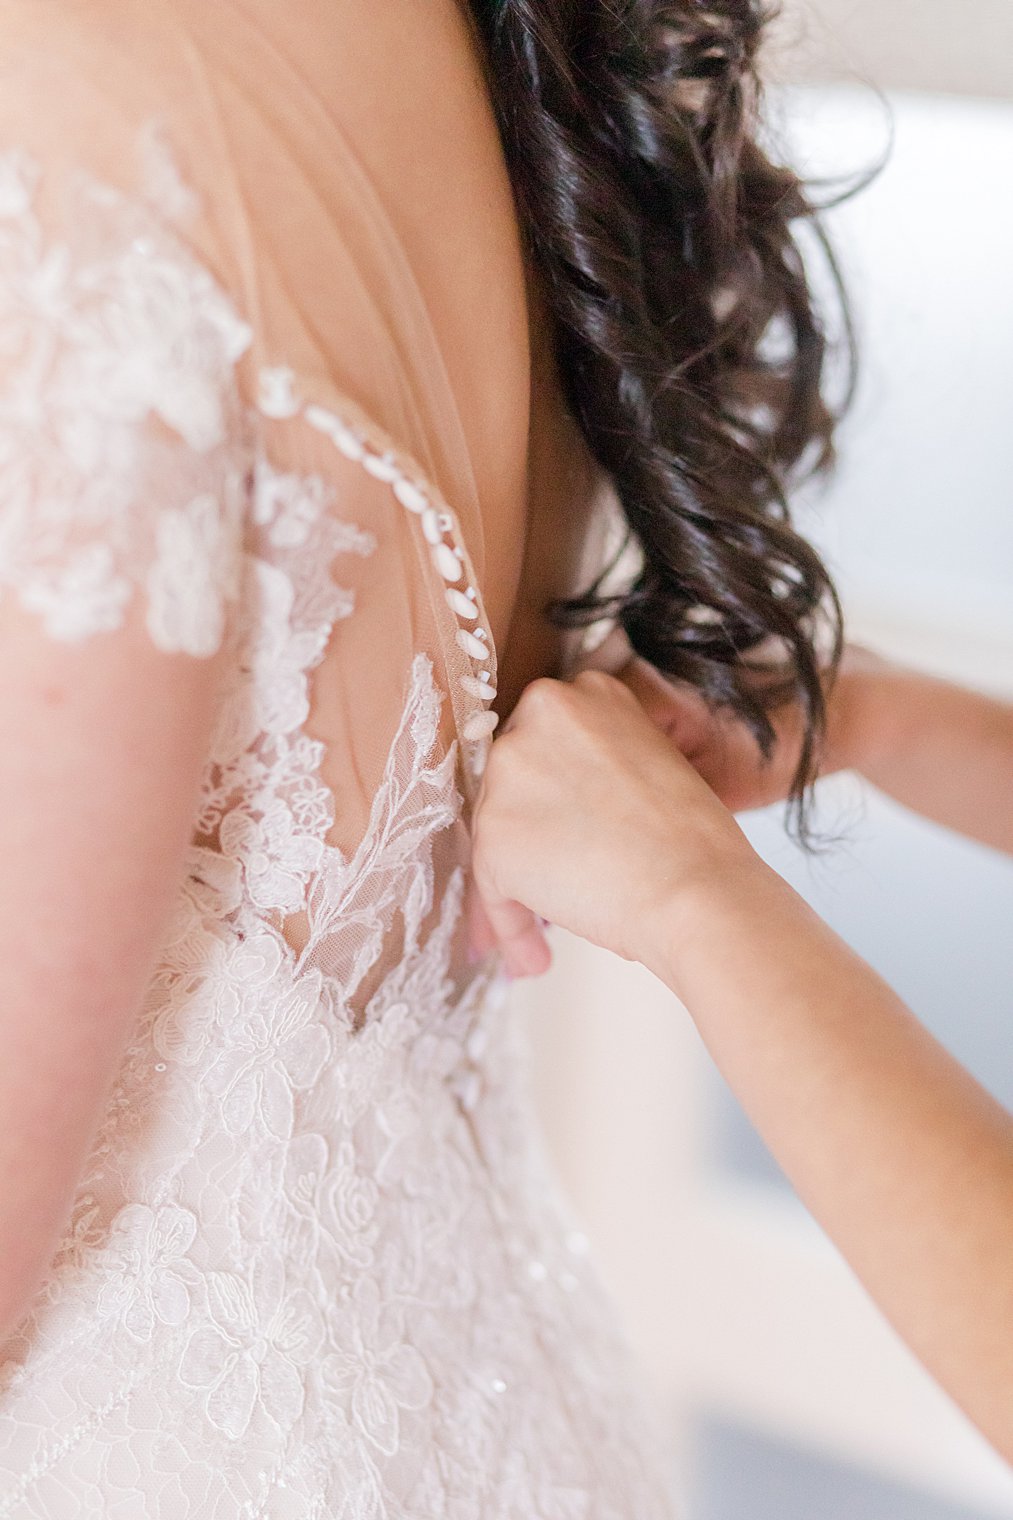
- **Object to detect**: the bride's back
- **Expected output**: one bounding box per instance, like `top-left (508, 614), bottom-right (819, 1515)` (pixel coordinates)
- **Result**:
top-left (0, 4), bottom-right (678, 1513)
top-left (0, 0), bottom-right (598, 864)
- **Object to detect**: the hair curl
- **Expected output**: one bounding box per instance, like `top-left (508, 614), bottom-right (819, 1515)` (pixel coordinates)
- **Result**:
top-left (471, 0), bottom-right (852, 824)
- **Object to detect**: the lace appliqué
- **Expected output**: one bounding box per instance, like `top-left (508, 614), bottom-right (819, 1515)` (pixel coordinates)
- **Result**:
top-left (0, 131), bottom-right (680, 1520)
top-left (0, 148), bottom-right (251, 654)
top-left (257, 365), bottom-right (502, 759)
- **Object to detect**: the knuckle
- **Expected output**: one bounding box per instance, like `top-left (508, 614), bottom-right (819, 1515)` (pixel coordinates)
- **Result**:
top-left (484, 730), bottom-right (518, 781)
top-left (519, 676), bottom-right (564, 714)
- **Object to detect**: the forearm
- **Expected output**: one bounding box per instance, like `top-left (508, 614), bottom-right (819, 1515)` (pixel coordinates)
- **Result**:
top-left (648, 857), bottom-right (1013, 1461)
top-left (835, 664), bottom-right (1013, 854)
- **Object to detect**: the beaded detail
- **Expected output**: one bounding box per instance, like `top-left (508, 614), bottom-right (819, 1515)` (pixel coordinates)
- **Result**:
top-left (0, 129), bottom-right (678, 1520)
top-left (257, 367), bottom-right (500, 749)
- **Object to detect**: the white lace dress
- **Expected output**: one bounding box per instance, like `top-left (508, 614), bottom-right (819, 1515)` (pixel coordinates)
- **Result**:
top-left (0, 5), bottom-right (680, 1515)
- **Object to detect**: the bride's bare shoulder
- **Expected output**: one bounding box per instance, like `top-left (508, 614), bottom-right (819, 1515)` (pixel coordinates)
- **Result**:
top-left (0, 1), bottom-right (212, 160)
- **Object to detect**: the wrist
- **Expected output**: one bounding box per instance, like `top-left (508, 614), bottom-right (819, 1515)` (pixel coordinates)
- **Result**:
top-left (826, 650), bottom-right (903, 778)
top-left (637, 831), bottom-right (771, 995)
top-left (825, 664), bottom-right (870, 774)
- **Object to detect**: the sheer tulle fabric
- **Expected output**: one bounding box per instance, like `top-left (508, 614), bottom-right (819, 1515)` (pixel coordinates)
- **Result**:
top-left (0, 3), bottom-right (679, 1514)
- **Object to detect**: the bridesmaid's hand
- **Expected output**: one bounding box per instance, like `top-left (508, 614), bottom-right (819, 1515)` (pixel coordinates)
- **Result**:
top-left (470, 670), bottom-right (755, 978)
top-left (580, 627), bottom-right (868, 814)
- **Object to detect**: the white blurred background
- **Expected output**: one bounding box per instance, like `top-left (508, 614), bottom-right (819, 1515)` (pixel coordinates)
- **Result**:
top-left (512, 3), bottom-right (1013, 1514)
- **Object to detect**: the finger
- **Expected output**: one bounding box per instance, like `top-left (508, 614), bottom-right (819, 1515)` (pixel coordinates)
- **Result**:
top-left (478, 888), bottom-right (552, 979)
top-left (609, 658), bottom-right (775, 807)
top-left (465, 881), bottom-right (498, 962)
top-left (572, 624), bottom-right (634, 678)
top-left (614, 657), bottom-right (711, 753)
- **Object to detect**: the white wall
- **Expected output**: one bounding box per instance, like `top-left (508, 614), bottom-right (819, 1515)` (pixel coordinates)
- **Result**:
top-left (779, 88), bottom-right (1013, 654)
top-left (770, 0), bottom-right (1013, 101)
top-left (517, 85), bottom-right (1013, 1518)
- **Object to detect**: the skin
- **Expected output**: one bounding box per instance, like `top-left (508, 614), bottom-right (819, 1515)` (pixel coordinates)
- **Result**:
top-left (4, 1), bottom-right (1009, 1454)
top-left (0, 601), bottom-right (227, 1343)
top-left (470, 653), bottom-right (1013, 1463)
top-left (0, 0), bottom-right (596, 1348)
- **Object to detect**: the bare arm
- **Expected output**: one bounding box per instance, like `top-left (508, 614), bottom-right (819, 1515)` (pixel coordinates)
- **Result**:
top-left (651, 854), bottom-right (1013, 1463)
top-left (472, 673), bottom-right (1013, 1462)
top-left (586, 632), bottom-right (1013, 855)
top-left (0, 116), bottom-right (252, 1340)
top-left (832, 654), bottom-right (1013, 854)
top-left (0, 606), bottom-right (224, 1338)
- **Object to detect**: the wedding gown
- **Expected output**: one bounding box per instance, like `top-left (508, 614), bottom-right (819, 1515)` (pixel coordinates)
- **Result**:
top-left (0, 1), bottom-right (680, 1514)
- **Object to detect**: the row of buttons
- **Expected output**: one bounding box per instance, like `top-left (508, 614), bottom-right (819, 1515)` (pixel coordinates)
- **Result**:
top-left (258, 367), bottom-right (500, 745)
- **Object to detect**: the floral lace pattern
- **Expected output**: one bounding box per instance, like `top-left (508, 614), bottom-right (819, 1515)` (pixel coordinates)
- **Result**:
top-left (0, 142), bottom-right (679, 1517)
top-left (0, 148), bottom-right (251, 653)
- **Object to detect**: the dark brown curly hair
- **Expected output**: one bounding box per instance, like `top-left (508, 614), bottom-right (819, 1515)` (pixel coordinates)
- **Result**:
top-left (471, 0), bottom-right (853, 825)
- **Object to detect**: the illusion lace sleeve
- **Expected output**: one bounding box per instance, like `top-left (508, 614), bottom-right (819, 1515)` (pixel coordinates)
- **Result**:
top-left (0, 144), bottom-right (252, 656)
top-left (0, 10), bottom-right (686, 1516)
